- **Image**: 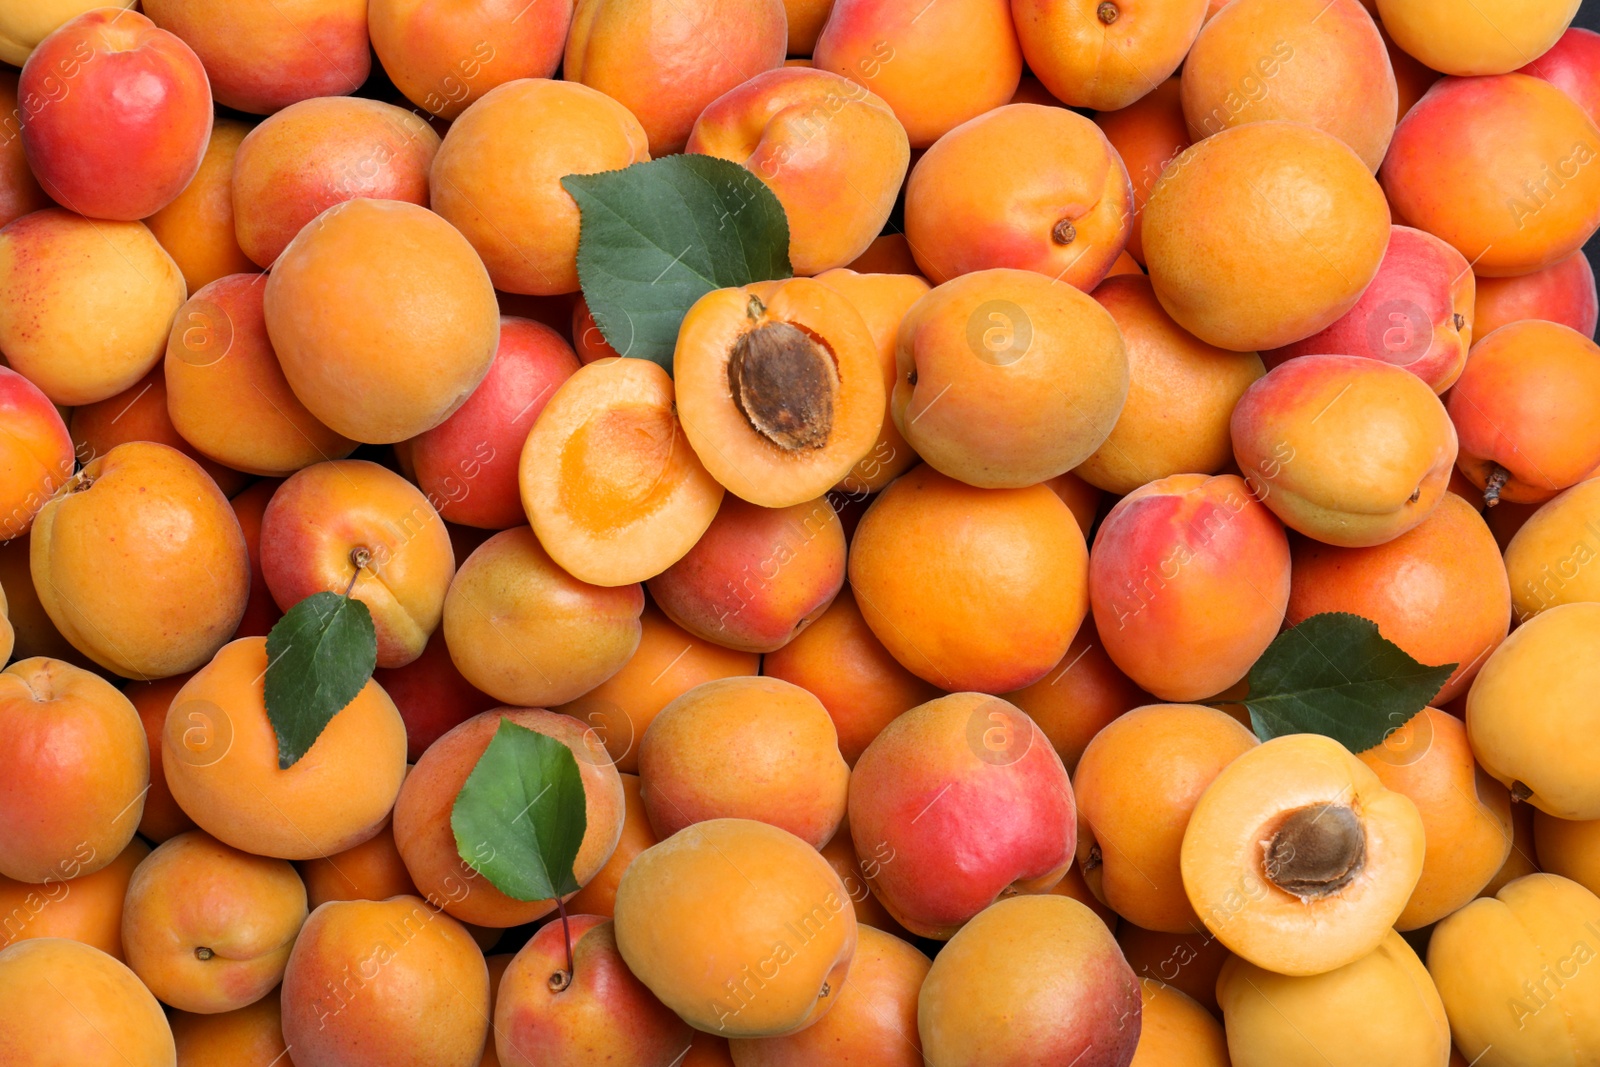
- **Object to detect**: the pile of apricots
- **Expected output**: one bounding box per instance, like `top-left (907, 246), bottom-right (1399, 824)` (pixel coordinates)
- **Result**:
top-left (2, 0), bottom-right (1600, 1064)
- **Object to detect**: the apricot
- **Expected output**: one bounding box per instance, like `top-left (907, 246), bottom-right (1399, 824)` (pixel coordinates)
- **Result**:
top-left (369, 0), bottom-right (571, 120)
top-left (369, 631), bottom-right (495, 763)
top-left (162, 637), bottom-right (408, 860)
top-left (685, 1033), bottom-right (737, 1067)
top-left (1288, 493), bottom-right (1510, 703)
top-left (392, 708), bottom-right (624, 927)
top-left (919, 894), bottom-right (1141, 1067)
top-left (126, 674), bottom-right (198, 842)
top-left (19, 9), bottom-right (210, 221)
top-left (122, 831), bottom-right (306, 1014)
top-left (813, 0), bottom-right (1023, 148)
top-left (1429, 873), bottom-right (1600, 1066)
top-left (522, 358), bottom-right (723, 586)
top-left (165, 274), bottom-right (356, 477)
top-left (1474, 250), bottom-right (1598, 339)
top-left (494, 916), bottom-right (691, 1067)
top-left (1116, 924), bottom-right (1231, 1016)
top-left (30, 442), bottom-right (248, 678)
top-left (565, 773), bottom-right (657, 918)
top-left (818, 823), bottom-right (906, 934)
top-left (1521, 27), bottom-right (1600, 125)
top-left (570, 297), bottom-right (620, 364)
top-left (1533, 811), bottom-right (1600, 895)
top-left (0, 71), bottom-right (50, 228)
top-left (261, 460), bottom-right (454, 669)
top-left (1469, 602), bottom-right (1600, 820)
top-left (1089, 473), bottom-right (1289, 701)
top-left (414, 318), bottom-right (579, 530)
top-left (229, 479), bottom-right (283, 641)
top-left (298, 817), bottom-right (419, 909)
top-left (0, 938), bottom-right (174, 1064)
top-left (442, 527), bottom-right (643, 706)
top-left (1449, 321), bottom-right (1600, 506)
top-left (281, 896), bottom-right (490, 1067)
top-left (1377, 0), bottom-right (1581, 76)
top-left (1219, 929), bottom-right (1450, 1067)
top-left (1357, 708), bottom-right (1515, 929)
top-left (904, 106), bottom-right (1132, 290)
top-left (0, 537), bottom-right (83, 666)
top-left (0, 209), bottom-right (186, 406)
top-left (1483, 800), bottom-right (1543, 899)
top-left (675, 278), bottom-right (884, 506)
top-left (1081, 274), bottom-right (1263, 493)
top-left (846, 234), bottom-right (919, 275)
top-left (639, 676), bottom-right (849, 847)
top-left (1130, 979), bottom-right (1229, 1067)
top-left (1268, 225), bottom-right (1476, 393)
top-left (1182, 0), bottom-right (1397, 171)
top-left (729, 924), bottom-right (927, 1067)
top-left (1, 1), bottom-right (130, 67)
top-left (70, 367), bottom-right (251, 498)
top-left (1013, 0), bottom-right (1203, 112)
top-left (143, 0), bottom-right (368, 113)
top-left (264, 198), bottom-right (500, 444)
top-left (783, 0), bottom-right (832, 53)
top-left (614, 818), bottom-right (856, 1036)
top-left (1076, 704), bottom-right (1260, 933)
top-left (688, 68), bottom-right (909, 276)
top-left (1382, 74), bottom-right (1600, 277)
top-left (848, 692), bottom-right (1075, 938)
top-left (762, 587), bottom-right (940, 765)
top-left (1505, 478), bottom-right (1600, 620)
top-left (1143, 122), bottom-right (1390, 351)
top-left (429, 79), bottom-right (649, 296)
top-left (1384, 23), bottom-right (1442, 121)
top-left (648, 494), bottom-right (844, 653)
top-left (143, 119), bottom-right (256, 294)
top-left (1001, 620), bottom-right (1149, 774)
top-left (850, 466), bottom-right (1087, 691)
top-left (1093, 77), bottom-right (1190, 266)
top-left (1233, 354), bottom-right (1459, 546)
top-left (170, 996), bottom-right (291, 1066)
top-left (0, 837), bottom-right (147, 960)
top-left (1182, 734), bottom-right (1425, 975)
top-left (0, 365), bottom-right (73, 542)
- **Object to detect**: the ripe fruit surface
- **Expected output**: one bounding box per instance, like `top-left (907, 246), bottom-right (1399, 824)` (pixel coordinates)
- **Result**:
top-left (0, 365), bottom-right (73, 542)
top-left (0, 836), bottom-right (147, 960)
top-left (1012, 0), bottom-right (1206, 112)
top-left (0, 938), bottom-right (175, 1065)
top-left (1377, 0), bottom-right (1581, 76)
top-left (1504, 477), bottom-right (1600, 621)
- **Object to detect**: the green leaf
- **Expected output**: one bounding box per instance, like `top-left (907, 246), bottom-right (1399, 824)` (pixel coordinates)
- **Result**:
top-left (563, 154), bottom-right (792, 370)
top-left (263, 592), bottom-right (378, 770)
top-left (451, 719), bottom-right (588, 902)
top-left (1241, 612), bottom-right (1456, 751)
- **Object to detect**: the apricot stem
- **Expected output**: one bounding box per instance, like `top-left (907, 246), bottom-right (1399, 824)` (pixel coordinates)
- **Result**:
top-left (1510, 780), bottom-right (1533, 803)
top-left (194, 947), bottom-right (214, 961)
top-left (1052, 219), bottom-right (1077, 245)
top-left (1483, 465), bottom-right (1509, 508)
top-left (727, 321), bottom-right (838, 452)
top-left (1263, 803), bottom-right (1365, 900)
top-left (345, 546), bottom-right (372, 597)
top-left (1098, 1), bottom-right (1119, 23)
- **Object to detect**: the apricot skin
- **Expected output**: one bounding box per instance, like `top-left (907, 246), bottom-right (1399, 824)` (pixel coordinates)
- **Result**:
top-left (0, 836), bottom-right (147, 961)
top-left (1013, 0), bottom-right (1205, 112)
top-left (1001, 619), bottom-right (1150, 774)
top-left (143, 119), bottom-right (256, 294)
top-left (1130, 979), bottom-right (1229, 1067)
top-left (564, 773), bottom-right (658, 918)
top-left (1504, 477), bottom-right (1600, 621)
top-left (0, 71), bottom-right (50, 228)
top-left (0, 938), bottom-right (175, 1065)
top-left (1473, 251), bottom-right (1597, 339)
top-left (1377, 0), bottom-right (1581, 76)
top-left (0, 365), bottom-right (73, 543)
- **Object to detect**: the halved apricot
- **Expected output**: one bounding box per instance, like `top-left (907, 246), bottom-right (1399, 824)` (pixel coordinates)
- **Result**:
top-left (673, 278), bottom-right (883, 507)
top-left (521, 358), bottom-right (724, 587)
top-left (1181, 734), bottom-right (1425, 975)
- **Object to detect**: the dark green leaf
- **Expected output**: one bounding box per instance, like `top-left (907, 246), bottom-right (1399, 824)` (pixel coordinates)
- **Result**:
top-left (451, 719), bottom-right (588, 902)
top-left (563, 154), bottom-right (792, 369)
top-left (1242, 612), bottom-right (1456, 751)
top-left (263, 591), bottom-right (378, 769)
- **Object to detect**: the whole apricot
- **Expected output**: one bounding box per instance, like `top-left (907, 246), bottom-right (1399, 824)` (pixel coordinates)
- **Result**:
top-left (904, 106), bottom-right (1132, 290)
top-left (613, 818), bottom-right (858, 1037)
top-left (429, 79), bottom-right (649, 296)
top-left (1382, 74), bottom-right (1600, 277)
top-left (0, 1), bottom-right (133, 69)
top-left (0, 938), bottom-right (174, 1064)
top-left (1448, 320), bottom-right (1600, 506)
top-left (918, 894), bottom-right (1141, 1067)
top-left (1505, 477), bottom-right (1600, 620)
top-left (850, 466), bottom-right (1086, 691)
top-left (564, 773), bottom-right (658, 918)
top-left (170, 996), bottom-right (291, 1065)
top-left (1013, 0), bottom-right (1205, 111)
top-left (1117, 924), bottom-right (1232, 1016)
top-left (121, 830), bottom-right (307, 1013)
top-left (1142, 122), bottom-right (1390, 351)
top-left (143, 119), bottom-right (256, 294)
top-left (128, 671), bottom-right (203, 838)
top-left (1001, 619), bottom-right (1150, 774)
top-left (1233, 354), bottom-right (1459, 547)
top-left (1474, 250), bottom-right (1598, 339)
top-left (1094, 77), bottom-right (1190, 266)
top-left (1129, 979), bottom-right (1229, 1067)
top-left (392, 708), bottom-right (625, 928)
top-left (1181, 734), bottom-right (1425, 975)
top-left (1468, 601), bottom-right (1600, 820)
top-left (814, 0), bottom-right (1023, 148)
top-left (1377, 0), bottom-right (1581, 75)
top-left (1533, 810), bottom-right (1600, 896)
top-left (162, 637), bottom-right (409, 860)
top-left (1288, 492), bottom-right (1511, 703)
top-left (298, 818), bottom-right (419, 909)
top-left (1081, 274), bottom-right (1264, 493)
top-left (1219, 929), bottom-right (1450, 1066)
top-left (0, 837), bottom-right (147, 960)
top-left (264, 198), bottom-right (499, 444)
top-left (0, 365), bottom-right (73, 543)
top-left (442, 527), bottom-right (643, 707)
top-left (0, 209), bottom-right (186, 407)
top-left (281, 896), bottom-right (490, 1067)
top-left (1075, 704), bottom-right (1260, 933)
top-left (688, 67), bottom-right (909, 276)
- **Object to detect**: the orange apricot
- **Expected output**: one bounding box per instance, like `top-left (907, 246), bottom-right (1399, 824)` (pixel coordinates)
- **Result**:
top-left (1377, 0), bottom-right (1581, 76)
top-left (1001, 619), bottom-right (1149, 774)
top-left (0, 938), bottom-right (174, 1064)
top-left (1504, 477), bottom-right (1600, 621)
top-left (170, 995), bottom-right (291, 1066)
top-left (1474, 250), bottom-right (1598, 339)
top-left (1533, 810), bottom-right (1600, 896)
top-left (1117, 924), bottom-right (1232, 1016)
top-left (0, 71), bottom-right (49, 228)
top-left (818, 822), bottom-right (907, 934)
top-left (565, 773), bottom-right (658, 918)
top-left (1130, 978), bottom-right (1230, 1066)
top-left (297, 818), bottom-right (419, 910)
top-left (1013, 0), bottom-right (1205, 111)
top-left (1093, 76), bottom-right (1191, 265)
top-left (0, 837), bottom-right (147, 960)
top-left (144, 118), bottom-right (256, 293)
top-left (126, 673), bottom-right (199, 843)
top-left (0, 364), bottom-right (73, 543)
top-left (229, 479), bottom-right (283, 641)
top-left (846, 234), bottom-right (920, 275)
